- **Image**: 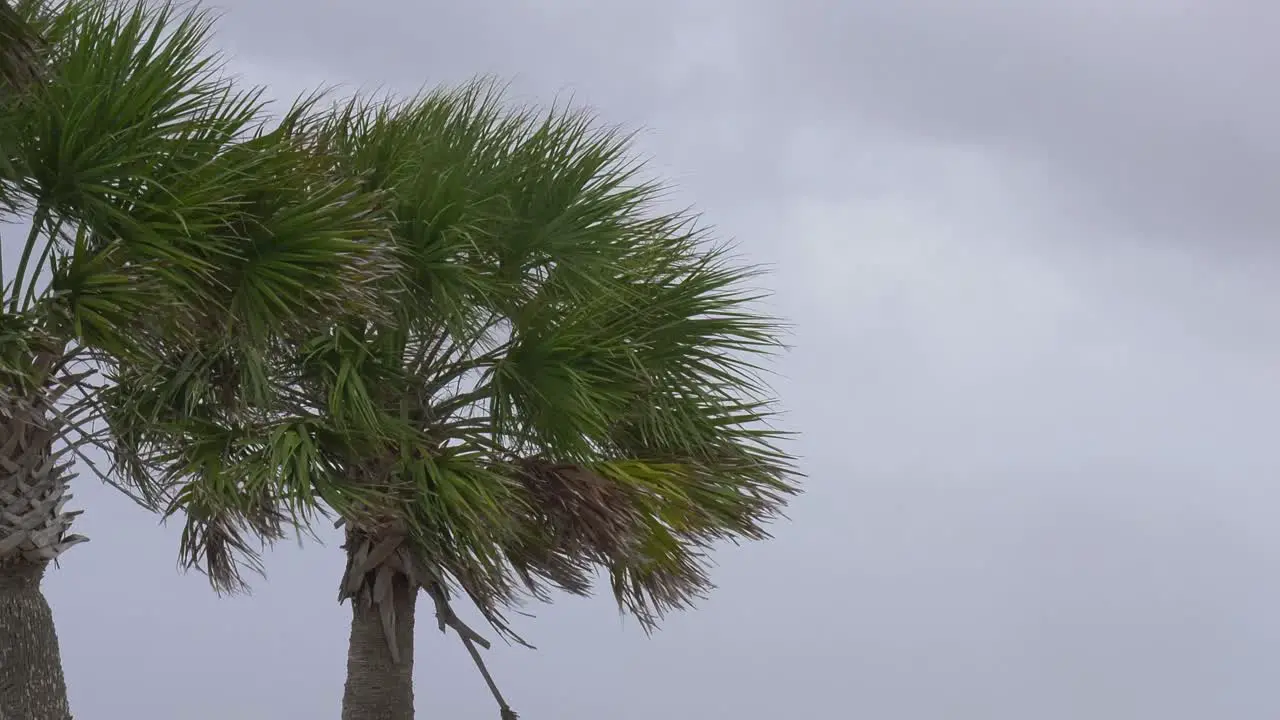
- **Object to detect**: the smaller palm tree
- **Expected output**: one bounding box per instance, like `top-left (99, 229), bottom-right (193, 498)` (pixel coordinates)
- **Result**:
top-left (0, 2), bottom-right (393, 716)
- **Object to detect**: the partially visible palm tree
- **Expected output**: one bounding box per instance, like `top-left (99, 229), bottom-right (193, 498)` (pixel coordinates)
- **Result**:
top-left (112, 82), bottom-right (799, 720)
top-left (0, 2), bottom-right (390, 717)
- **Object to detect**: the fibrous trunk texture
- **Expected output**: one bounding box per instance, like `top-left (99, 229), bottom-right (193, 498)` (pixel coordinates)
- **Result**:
top-left (0, 379), bottom-right (84, 720)
top-left (339, 527), bottom-right (418, 720)
top-left (0, 562), bottom-right (72, 720)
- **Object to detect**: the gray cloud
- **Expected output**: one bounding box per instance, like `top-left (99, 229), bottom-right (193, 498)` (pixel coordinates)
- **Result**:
top-left (24, 1), bottom-right (1280, 718)
top-left (747, 0), bottom-right (1280, 249)
top-left (212, 1), bottom-right (1280, 251)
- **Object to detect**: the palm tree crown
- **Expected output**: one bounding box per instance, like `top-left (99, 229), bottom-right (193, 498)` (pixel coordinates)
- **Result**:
top-left (109, 80), bottom-right (800, 718)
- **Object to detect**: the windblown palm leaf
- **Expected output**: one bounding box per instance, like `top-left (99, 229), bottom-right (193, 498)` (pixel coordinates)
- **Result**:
top-left (109, 79), bottom-right (799, 719)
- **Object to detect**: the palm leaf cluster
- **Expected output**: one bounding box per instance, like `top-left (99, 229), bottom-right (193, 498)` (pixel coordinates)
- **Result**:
top-left (1, 0), bottom-right (388, 550)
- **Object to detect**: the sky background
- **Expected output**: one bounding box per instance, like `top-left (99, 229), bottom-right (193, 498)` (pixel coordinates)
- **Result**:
top-left (12, 1), bottom-right (1280, 718)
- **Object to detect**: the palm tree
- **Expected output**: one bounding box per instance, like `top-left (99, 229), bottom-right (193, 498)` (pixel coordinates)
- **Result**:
top-left (0, 2), bottom-right (391, 716)
top-left (111, 83), bottom-right (800, 720)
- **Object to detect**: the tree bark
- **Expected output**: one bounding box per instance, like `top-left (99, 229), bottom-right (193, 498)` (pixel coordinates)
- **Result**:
top-left (341, 570), bottom-right (417, 720)
top-left (0, 561), bottom-right (73, 720)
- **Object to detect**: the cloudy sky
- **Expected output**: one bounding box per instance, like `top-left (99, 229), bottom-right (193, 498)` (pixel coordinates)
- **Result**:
top-left (25, 1), bottom-right (1280, 718)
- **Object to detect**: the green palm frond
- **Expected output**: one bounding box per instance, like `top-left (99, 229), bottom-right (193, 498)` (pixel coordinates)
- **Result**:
top-left (7, 1), bottom-right (394, 352)
top-left (0, 308), bottom-right (51, 400)
top-left (0, 1), bottom-right (400, 583)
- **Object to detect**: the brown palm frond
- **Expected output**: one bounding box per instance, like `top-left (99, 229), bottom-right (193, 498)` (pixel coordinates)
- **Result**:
top-left (508, 451), bottom-right (796, 629)
top-left (485, 458), bottom-right (639, 604)
top-left (170, 486), bottom-right (289, 594)
top-left (512, 457), bottom-right (644, 563)
top-left (432, 456), bottom-right (717, 630)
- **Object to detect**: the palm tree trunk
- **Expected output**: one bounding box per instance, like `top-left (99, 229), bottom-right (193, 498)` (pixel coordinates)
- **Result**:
top-left (0, 561), bottom-right (72, 720)
top-left (340, 552), bottom-right (418, 720)
top-left (0, 369), bottom-right (85, 720)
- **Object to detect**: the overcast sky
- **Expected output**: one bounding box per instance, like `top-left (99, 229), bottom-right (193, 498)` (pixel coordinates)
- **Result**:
top-left (22, 1), bottom-right (1280, 718)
